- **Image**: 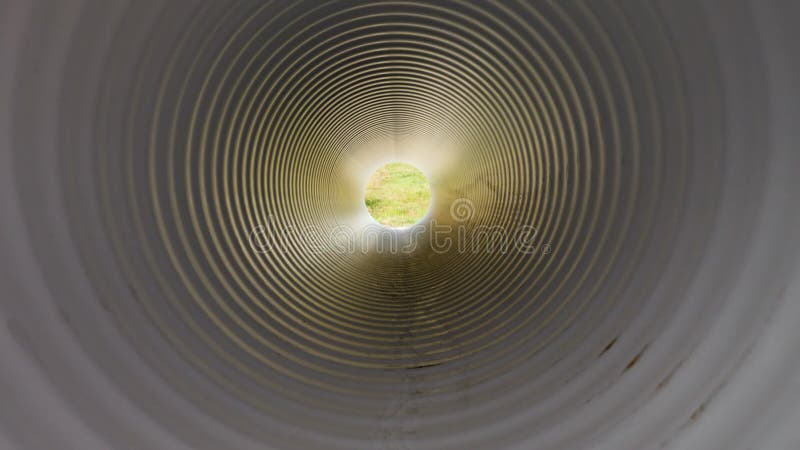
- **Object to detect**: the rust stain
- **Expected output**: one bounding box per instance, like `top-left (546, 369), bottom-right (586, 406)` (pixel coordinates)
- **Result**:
top-left (405, 362), bottom-right (441, 370)
top-left (598, 336), bottom-right (619, 357)
top-left (656, 359), bottom-right (687, 391)
top-left (690, 404), bottom-right (706, 422)
top-left (624, 346), bottom-right (647, 372)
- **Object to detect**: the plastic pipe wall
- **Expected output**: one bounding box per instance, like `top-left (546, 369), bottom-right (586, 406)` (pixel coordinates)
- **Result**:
top-left (1, 1), bottom-right (799, 449)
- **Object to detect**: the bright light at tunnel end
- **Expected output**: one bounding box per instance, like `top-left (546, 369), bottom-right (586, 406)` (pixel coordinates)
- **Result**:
top-left (363, 161), bottom-right (432, 229)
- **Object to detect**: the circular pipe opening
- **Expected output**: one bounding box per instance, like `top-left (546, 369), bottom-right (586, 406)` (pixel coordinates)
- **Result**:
top-left (364, 162), bottom-right (431, 228)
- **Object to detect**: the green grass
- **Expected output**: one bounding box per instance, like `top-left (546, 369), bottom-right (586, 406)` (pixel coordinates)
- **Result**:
top-left (364, 162), bottom-right (431, 227)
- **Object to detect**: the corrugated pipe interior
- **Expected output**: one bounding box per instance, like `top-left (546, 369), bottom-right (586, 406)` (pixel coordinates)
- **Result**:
top-left (1, 1), bottom-right (799, 449)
